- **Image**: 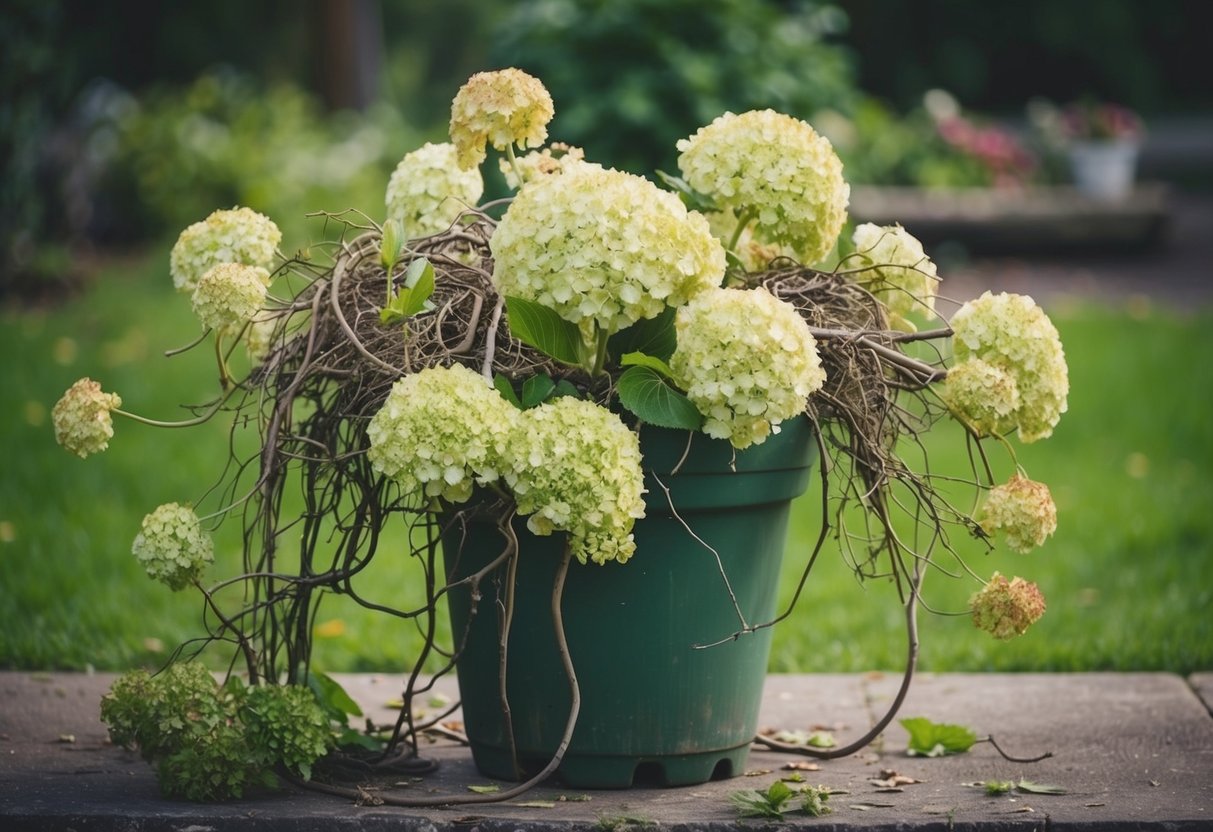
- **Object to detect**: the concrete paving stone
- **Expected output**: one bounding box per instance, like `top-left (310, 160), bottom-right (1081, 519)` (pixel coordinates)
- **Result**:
top-left (1190, 674), bottom-right (1213, 717)
top-left (1, 671), bottom-right (1211, 830)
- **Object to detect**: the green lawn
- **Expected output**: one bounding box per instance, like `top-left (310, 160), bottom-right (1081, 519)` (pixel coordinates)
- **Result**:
top-left (2, 252), bottom-right (1211, 674)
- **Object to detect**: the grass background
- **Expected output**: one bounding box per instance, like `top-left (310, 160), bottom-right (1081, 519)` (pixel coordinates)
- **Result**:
top-left (2, 249), bottom-right (1211, 674)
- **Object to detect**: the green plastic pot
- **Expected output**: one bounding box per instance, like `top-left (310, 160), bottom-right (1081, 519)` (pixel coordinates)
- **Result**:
top-left (443, 416), bottom-right (816, 788)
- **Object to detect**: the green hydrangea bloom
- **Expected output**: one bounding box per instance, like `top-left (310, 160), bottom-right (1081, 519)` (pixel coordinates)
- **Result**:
top-left (503, 397), bottom-right (646, 566)
top-left (850, 223), bottom-right (940, 330)
top-left (677, 109), bottom-right (849, 266)
top-left (491, 164), bottom-right (725, 335)
top-left (971, 571), bottom-right (1046, 640)
top-left (170, 206), bottom-right (280, 293)
top-left (191, 263), bottom-right (270, 332)
top-left (449, 68), bottom-right (554, 170)
top-left (980, 474), bottom-right (1057, 554)
top-left (385, 142), bottom-right (484, 239)
top-left (950, 292), bottom-right (1069, 443)
top-left (671, 287), bottom-right (826, 449)
top-left (941, 358), bottom-right (1020, 437)
top-left (131, 503), bottom-right (214, 590)
top-left (366, 364), bottom-right (519, 503)
top-left (52, 377), bottom-right (122, 458)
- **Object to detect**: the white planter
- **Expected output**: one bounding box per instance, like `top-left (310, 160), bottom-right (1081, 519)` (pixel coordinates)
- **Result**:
top-left (1068, 139), bottom-right (1139, 200)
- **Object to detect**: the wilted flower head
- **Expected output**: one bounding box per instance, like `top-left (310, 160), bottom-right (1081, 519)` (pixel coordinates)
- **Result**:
top-left (131, 503), bottom-right (215, 591)
top-left (980, 474), bottom-right (1057, 554)
top-left (366, 364), bottom-right (518, 504)
top-left (850, 223), bottom-right (940, 329)
top-left (676, 109), bottom-right (849, 266)
top-left (950, 292), bottom-right (1068, 442)
top-left (503, 397), bottom-right (646, 566)
top-left (169, 207), bottom-right (280, 293)
top-left (449, 68), bottom-right (554, 170)
top-left (491, 165), bottom-right (725, 335)
top-left (499, 143), bottom-right (589, 190)
top-left (385, 142), bottom-right (485, 239)
top-left (240, 315), bottom-right (280, 366)
top-left (671, 287), bottom-right (826, 449)
top-left (971, 572), bottom-right (1046, 639)
top-left (52, 378), bottom-right (122, 458)
top-left (941, 358), bottom-right (1020, 437)
top-left (191, 263), bottom-right (270, 332)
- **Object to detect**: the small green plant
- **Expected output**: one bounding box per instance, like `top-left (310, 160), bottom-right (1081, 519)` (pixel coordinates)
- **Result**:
top-left (729, 781), bottom-right (834, 819)
top-left (100, 661), bottom-right (333, 800)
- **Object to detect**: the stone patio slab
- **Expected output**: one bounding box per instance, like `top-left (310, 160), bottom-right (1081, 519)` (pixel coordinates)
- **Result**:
top-left (2, 671), bottom-right (1210, 830)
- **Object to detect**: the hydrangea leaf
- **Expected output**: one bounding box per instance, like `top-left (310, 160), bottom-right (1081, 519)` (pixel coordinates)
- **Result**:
top-left (380, 258), bottom-right (436, 324)
top-left (608, 307), bottom-right (677, 362)
top-left (493, 374), bottom-right (523, 409)
top-left (521, 374), bottom-right (557, 409)
top-left (617, 366), bottom-right (703, 430)
top-left (305, 669), bottom-right (363, 718)
top-left (654, 169), bottom-right (720, 214)
top-left (504, 296), bottom-right (585, 366)
top-left (729, 781), bottom-right (796, 819)
top-left (620, 351), bottom-right (676, 380)
top-left (900, 717), bottom-right (977, 757)
top-left (1016, 779), bottom-right (1067, 795)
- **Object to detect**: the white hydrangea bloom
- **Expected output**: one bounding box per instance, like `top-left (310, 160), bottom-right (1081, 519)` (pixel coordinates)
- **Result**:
top-left (498, 143), bottom-right (590, 190)
top-left (503, 397), bottom-right (646, 566)
top-left (971, 571), bottom-right (1046, 640)
top-left (132, 503), bottom-right (215, 591)
top-left (941, 358), bottom-right (1020, 437)
top-left (385, 142), bottom-right (485, 239)
top-left (980, 474), bottom-right (1058, 554)
top-left (52, 377), bottom-right (122, 458)
top-left (191, 263), bottom-right (270, 332)
top-left (366, 364), bottom-right (519, 504)
top-left (491, 165), bottom-right (726, 335)
top-left (950, 291), bottom-right (1069, 443)
top-left (676, 109), bottom-right (849, 266)
top-left (449, 68), bottom-right (554, 170)
top-left (670, 287), bottom-right (826, 449)
top-left (850, 223), bottom-right (940, 329)
top-left (169, 207), bottom-right (281, 293)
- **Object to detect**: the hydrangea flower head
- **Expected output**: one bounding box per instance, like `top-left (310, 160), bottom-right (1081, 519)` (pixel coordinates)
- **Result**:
top-left (971, 572), bottom-right (1046, 639)
top-left (670, 287), bottom-right (826, 449)
top-left (850, 223), bottom-right (940, 329)
top-left (491, 165), bottom-right (725, 335)
top-left (366, 364), bottom-right (518, 504)
top-left (499, 143), bottom-right (589, 190)
top-left (941, 358), bottom-right (1020, 437)
top-left (449, 68), bottom-right (554, 170)
top-left (676, 109), bottom-right (849, 266)
top-left (191, 263), bottom-right (270, 332)
top-left (170, 207), bottom-right (280, 293)
top-left (52, 377), bottom-right (122, 458)
top-left (385, 142), bottom-right (484, 239)
top-left (980, 474), bottom-right (1057, 554)
top-left (502, 397), bottom-right (646, 566)
top-left (950, 292), bottom-right (1068, 442)
top-left (132, 503), bottom-right (215, 591)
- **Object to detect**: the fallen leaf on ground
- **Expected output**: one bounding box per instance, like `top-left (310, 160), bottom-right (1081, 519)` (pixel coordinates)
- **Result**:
top-left (1016, 779), bottom-right (1067, 795)
top-left (514, 800), bottom-right (557, 809)
top-left (783, 761), bottom-right (821, 771)
top-left (468, 784), bottom-right (500, 794)
top-left (743, 769), bottom-right (773, 777)
top-left (870, 773), bottom-right (921, 788)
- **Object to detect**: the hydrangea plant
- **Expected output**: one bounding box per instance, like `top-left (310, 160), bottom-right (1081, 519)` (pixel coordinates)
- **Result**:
top-left (56, 68), bottom-right (1070, 803)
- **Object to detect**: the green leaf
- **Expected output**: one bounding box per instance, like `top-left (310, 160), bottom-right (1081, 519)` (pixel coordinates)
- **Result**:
top-left (468, 784), bottom-right (501, 794)
top-left (800, 784), bottom-right (833, 817)
top-left (620, 352), bottom-right (676, 380)
top-left (505, 296), bottom-right (585, 366)
top-left (493, 374), bottom-right (523, 409)
top-left (380, 219), bottom-right (404, 269)
top-left (306, 670), bottom-right (363, 718)
top-left (608, 307), bottom-right (677, 362)
top-left (550, 380), bottom-right (581, 400)
top-left (729, 781), bottom-right (795, 819)
top-left (655, 169), bottom-right (720, 214)
top-left (521, 374), bottom-right (557, 409)
top-left (983, 780), bottom-right (1014, 796)
top-left (616, 366), bottom-right (703, 430)
top-left (1016, 779), bottom-right (1067, 795)
top-left (901, 717), bottom-right (978, 757)
top-left (379, 258), bottom-right (436, 324)
top-left (514, 800), bottom-right (557, 808)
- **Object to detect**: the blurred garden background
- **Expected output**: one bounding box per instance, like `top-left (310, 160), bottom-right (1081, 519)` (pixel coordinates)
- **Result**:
top-left (2, 0), bottom-right (1211, 675)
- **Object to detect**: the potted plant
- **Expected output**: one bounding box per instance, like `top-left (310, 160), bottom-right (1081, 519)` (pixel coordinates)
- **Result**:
top-left (55, 68), bottom-right (1068, 803)
top-left (1057, 99), bottom-right (1144, 200)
